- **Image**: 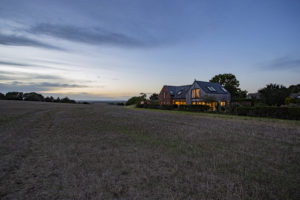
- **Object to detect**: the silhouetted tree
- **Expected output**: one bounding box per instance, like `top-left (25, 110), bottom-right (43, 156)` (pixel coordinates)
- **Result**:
top-left (54, 97), bottom-right (61, 103)
top-left (288, 84), bottom-right (300, 93)
top-left (61, 97), bottom-right (76, 103)
top-left (210, 73), bottom-right (247, 99)
top-left (0, 92), bottom-right (5, 100)
top-left (126, 93), bottom-right (147, 106)
top-left (149, 93), bottom-right (159, 101)
top-left (5, 92), bottom-right (23, 100)
top-left (23, 92), bottom-right (44, 101)
top-left (258, 84), bottom-right (289, 106)
top-left (45, 96), bottom-right (55, 102)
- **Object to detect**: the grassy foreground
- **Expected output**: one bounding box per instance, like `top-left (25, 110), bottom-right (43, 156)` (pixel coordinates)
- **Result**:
top-left (0, 100), bottom-right (299, 199)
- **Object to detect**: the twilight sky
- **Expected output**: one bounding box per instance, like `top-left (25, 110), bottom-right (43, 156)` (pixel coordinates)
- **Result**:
top-left (0, 0), bottom-right (299, 100)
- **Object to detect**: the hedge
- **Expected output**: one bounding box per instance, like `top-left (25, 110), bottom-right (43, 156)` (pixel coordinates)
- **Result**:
top-left (235, 106), bottom-right (300, 120)
top-left (137, 103), bottom-right (300, 120)
top-left (178, 105), bottom-right (210, 112)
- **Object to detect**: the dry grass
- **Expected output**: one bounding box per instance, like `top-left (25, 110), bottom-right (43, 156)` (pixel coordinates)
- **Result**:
top-left (0, 100), bottom-right (299, 199)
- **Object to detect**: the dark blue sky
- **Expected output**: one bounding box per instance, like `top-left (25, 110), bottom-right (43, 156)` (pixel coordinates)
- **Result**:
top-left (0, 0), bottom-right (299, 100)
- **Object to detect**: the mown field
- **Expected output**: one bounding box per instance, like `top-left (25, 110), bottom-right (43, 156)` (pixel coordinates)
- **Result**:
top-left (0, 100), bottom-right (299, 200)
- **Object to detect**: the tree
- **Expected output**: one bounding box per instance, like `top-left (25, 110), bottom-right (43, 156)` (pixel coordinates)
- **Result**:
top-left (210, 73), bottom-right (247, 98)
top-left (149, 93), bottom-right (158, 101)
top-left (0, 93), bottom-right (5, 100)
top-left (288, 84), bottom-right (300, 94)
top-left (45, 96), bottom-right (54, 102)
top-left (23, 92), bottom-right (44, 101)
top-left (5, 92), bottom-right (23, 100)
top-left (61, 97), bottom-right (76, 103)
top-left (126, 93), bottom-right (147, 106)
top-left (258, 84), bottom-right (289, 106)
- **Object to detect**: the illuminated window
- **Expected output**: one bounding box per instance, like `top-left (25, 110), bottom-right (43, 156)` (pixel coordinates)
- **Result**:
top-left (192, 89), bottom-right (200, 98)
top-left (220, 101), bottom-right (226, 106)
top-left (175, 101), bottom-right (186, 105)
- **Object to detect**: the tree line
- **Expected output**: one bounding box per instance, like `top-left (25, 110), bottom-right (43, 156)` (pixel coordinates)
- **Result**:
top-left (0, 92), bottom-right (77, 104)
top-left (126, 73), bottom-right (300, 107)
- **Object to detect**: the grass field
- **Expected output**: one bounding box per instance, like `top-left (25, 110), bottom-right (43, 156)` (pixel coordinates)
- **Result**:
top-left (0, 100), bottom-right (299, 199)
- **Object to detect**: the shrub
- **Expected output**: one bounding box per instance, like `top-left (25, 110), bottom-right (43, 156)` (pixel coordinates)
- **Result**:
top-left (0, 92), bottom-right (5, 100)
top-left (160, 104), bottom-right (177, 110)
top-left (5, 92), bottom-right (23, 100)
top-left (126, 96), bottom-right (143, 106)
top-left (235, 106), bottom-right (300, 120)
top-left (23, 92), bottom-right (44, 101)
top-left (178, 105), bottom-right (210, 112)
top-left (60, 97), bottom-right (76, 104)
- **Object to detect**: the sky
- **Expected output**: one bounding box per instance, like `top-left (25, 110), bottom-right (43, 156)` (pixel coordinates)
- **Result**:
top-left (0, 0), bottom-right (299, 100)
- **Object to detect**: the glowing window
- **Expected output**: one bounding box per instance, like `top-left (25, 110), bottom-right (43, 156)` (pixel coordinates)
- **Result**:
top-left (192, 89), bottom-right (200, 98)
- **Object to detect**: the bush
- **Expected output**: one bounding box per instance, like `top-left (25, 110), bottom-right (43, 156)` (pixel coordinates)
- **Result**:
top-left (235, 106), bottom-right (300, 120)
top-left (60, 97), bottom-right (76, 104)
top-left (5, 92), bottom-right (23, 100)
top-left (178, 105), bottom-right (210, 112)
top-left (23, 92), bottom-right (44, 101)
top-left (126, 96), bottom-right (143, 106)
top-left (0, 93), bottom-right (5, 100)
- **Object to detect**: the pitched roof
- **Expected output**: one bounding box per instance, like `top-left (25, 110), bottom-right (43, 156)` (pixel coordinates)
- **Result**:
top-left (165, 85), bottom-right (191, 99)
top-left (195, 81), bottom-right (229, 94)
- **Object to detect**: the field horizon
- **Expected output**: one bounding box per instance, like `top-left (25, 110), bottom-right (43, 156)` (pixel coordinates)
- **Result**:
top-left (0, 100), bottom-right (299, 199)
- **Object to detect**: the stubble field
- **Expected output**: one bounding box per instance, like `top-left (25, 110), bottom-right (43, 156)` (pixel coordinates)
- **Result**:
top-left (0, 100), bottom-right (299, 200)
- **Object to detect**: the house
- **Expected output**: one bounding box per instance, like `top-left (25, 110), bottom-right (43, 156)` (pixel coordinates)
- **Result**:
top-left (158, 85), bottom-right (191, 105)
top-left (159, 80), bottom-right (231, 109)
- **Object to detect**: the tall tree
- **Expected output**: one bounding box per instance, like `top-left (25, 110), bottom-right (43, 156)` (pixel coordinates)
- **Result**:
top-left (149, 93), bottom-right (158, 101)
top-left (209, 73), bottom-right (247, 98)
top-left (5, 92), bottom-right (23, 100)
top-left (0, 92), bottom-right (5, 100)
top-left (258, 84), bottom-right (289, 106)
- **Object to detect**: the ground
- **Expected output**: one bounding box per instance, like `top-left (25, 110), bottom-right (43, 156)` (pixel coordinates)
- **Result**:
top-left (0, 100), bottom-right (299, 200)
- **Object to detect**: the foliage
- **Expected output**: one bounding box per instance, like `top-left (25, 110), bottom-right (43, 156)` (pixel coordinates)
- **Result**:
top-left (258, 84), bottom-right (289, 106)
top-left (23, 92), bottom-right (44, 101)
top-left (210, 73), bottom-right (247, 98)
top-left (235, 106), bottom-right (300, 120)
top-left (178, 105), bottom-right (210, 112)
top-left (149, 93), bottom-right (159, 101)
top-left (5, 92), bottom-right (23, 100)
top-left (60, 97), bottom-right (76, 103)
top-left (1, 91), bottom-right (76, 104)
top-left (285, 97), bottom-right (300, 105)
top-left (45, 96), bottom-right (55, 102)
top-left (126, 93), bottom-right (147, 106)
top-left (0, 93), bottom-right (5, 100)
top-left (288, 84), bottom-right (300, 93)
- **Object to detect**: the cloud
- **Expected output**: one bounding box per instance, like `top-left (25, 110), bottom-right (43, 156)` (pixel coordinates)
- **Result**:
top-left (0, 33), bottom-right (63, 50)
top-left (29, 23), bottom-right (149, 47)
top-left (265, 57), bottom-right (300, 70)
top-left (0, 81), bottom-right (87, 93)
top-left (0, 60), bottom-right (68, 71)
